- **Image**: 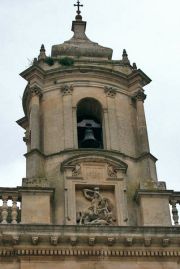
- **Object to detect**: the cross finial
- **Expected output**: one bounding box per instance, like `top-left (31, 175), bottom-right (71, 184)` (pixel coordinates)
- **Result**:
top-left (74, 0), bottom-right (83, 16)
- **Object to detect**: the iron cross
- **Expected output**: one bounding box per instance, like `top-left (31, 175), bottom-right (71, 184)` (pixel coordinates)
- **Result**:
top-left (74, 0), bottom-right (83, 15)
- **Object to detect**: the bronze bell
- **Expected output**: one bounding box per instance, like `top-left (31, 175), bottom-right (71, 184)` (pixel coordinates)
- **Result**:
top-left (81, 128), bottom-right (99, 148)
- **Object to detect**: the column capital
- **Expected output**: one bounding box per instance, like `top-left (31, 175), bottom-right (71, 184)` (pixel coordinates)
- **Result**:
top-left (30, 85), bottom-right (42, 97)
top-left (61, 84), bottom-right (73, 96)
top-left (133, 89), bottom-right (146, 102)
top-left (104, 86), bottom-right (116, 98)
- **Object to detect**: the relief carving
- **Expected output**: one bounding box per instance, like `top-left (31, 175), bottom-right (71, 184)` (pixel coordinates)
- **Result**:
top-left (77, 187), bottom-right (115, 226)
top-left (72, 164), bottom-right (81, 177)
top-left (23, 130), bottom-right (31, 144)
top-left (107, 165), bottom-right (117, 178)
top-left (61, 84), bottom-right (73, 96)
top-left (30, 86), bottom-right (42, 97)
top-left (104, 86), bottom-right (116, 98)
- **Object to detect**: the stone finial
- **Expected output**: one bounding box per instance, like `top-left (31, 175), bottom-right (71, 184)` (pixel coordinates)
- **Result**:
top-left (33, 58), bottom-right (38, 65)
top-left (38, 44), bottom-right (46, 61)
top-left (133, 62), bottom-right (137, 70)
top-left (122, 49), bottom-right (130, 64)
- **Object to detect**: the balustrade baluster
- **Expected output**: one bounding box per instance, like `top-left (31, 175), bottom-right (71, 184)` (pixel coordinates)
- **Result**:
top-left (1, 196), bottom-right (8, 224)
top-left (170, 200), bottom-right (179, 226)
top-left (11, 196), bottom-right (18, 224)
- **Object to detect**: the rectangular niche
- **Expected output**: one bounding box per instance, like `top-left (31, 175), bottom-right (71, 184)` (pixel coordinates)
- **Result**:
top-left (75, 184), bottom-right (117, 226)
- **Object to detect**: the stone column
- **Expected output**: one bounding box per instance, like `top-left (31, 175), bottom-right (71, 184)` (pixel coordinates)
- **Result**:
top-left (103, 108), bottom-right (110, 150)
top-left (29, 86), bottom-right (42, 151)
top-left (72, 106), bottom-right (78, 149)
top-left (134, 89), bottom-right (150, 154)
top-left (61, 85), bottom-right (74, 149)
top-left (104, 86), bottom-right (118, 150)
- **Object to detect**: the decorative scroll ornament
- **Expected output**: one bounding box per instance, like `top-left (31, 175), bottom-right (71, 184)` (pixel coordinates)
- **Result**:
top-left (23, 130), bottom-right (31, 144)
top-left (104, 86), bottom-right (116, 98)
top-left (107, 164), bottom-right (117, 178)
top-left (77, 187), bottom-right (114, 225)
top-left (72, 164), bottom-right (81, 177)
top-left (61, 84), bottom-right (73, 96)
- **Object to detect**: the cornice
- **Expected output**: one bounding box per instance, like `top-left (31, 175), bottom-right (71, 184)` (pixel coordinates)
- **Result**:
top-left (20, 65), bottom-right (45, 81)
top-left (44, 149), bottom-right (157, 163)
top-left (0, 225), bottom-right (179, 253)
top-left (128, 69), bottom-right (152, 87)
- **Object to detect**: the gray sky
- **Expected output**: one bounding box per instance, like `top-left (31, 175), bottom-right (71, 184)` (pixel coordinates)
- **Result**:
top-left (0, 0), bottom-right (179, 190)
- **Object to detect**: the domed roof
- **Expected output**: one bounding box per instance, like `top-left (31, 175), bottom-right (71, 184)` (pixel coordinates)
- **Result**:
top-left (51, 17), bottom-right (113, 60)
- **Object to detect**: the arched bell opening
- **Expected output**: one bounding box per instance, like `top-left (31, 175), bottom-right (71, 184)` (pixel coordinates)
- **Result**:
top-left (77, 98), bottom-right (103, 149)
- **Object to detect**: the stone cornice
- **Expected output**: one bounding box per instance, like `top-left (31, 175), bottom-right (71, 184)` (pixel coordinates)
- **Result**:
top-left (16, 116), bottom-right (28, 129)
top-left (135, 189), bottom-right (174, 203)
top-left (20, 65), bottom-right (45, 81)
top-left (128, 69), bottom-right (151, 88)
top-left (44, 149), bottom-right (157, 164)
top-left (23, 149), bottom-right (157, 168)
top-left (0, 225), bottom-right (179, 251)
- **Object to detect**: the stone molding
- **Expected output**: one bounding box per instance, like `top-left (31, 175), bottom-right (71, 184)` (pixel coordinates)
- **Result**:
top-left (61, 84), bottom-right (73, 96)
top-left (0, 225), bottom-right (179, 250)
top-left (22, 177), bottom-right (49, 188)
top-left (61, 153), bottom-right (128, 174)
top-left (140, 180), bottom-right (166, 191)
top-left (0, 248), bottom-right (180, 258)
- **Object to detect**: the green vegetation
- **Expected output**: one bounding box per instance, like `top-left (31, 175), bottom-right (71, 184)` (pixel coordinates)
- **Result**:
top-left (59, 57), bottom-right (74, 66)
top-left (45, 57), bottom-right (54, 66)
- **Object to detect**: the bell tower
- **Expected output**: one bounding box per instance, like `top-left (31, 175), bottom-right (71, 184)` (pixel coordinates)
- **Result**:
top-left (16, 2), bottom-right (172, 228)
top-left (0, 2), bottom-right (175, 268)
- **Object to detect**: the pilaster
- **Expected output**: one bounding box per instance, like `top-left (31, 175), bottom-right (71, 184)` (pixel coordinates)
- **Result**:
top-left (134, 88), bottom-right (150, 154)
top-left (61, 84), bottom-right (74, 149)
top-left (104, 86), bottom-right (119, 150)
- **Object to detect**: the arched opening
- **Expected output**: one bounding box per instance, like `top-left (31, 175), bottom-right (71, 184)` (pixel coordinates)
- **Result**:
top-left (77, 98), bottom-right (103, 149)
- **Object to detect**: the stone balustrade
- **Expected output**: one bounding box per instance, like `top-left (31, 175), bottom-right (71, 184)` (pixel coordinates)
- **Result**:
top-left (0, 188), bottom-right (21, 224)
top-left (169, 192), bottom-right (180, 226)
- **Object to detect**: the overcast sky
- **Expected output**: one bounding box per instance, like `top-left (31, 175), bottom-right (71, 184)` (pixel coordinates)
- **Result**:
top-left (0, 0), bottom-right (179, 190)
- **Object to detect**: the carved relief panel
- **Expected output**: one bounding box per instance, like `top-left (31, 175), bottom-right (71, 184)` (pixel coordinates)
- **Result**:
top-left (61, 155), bottom-right (128, 226)
top-left (76, 185), bottom-right (116, 225)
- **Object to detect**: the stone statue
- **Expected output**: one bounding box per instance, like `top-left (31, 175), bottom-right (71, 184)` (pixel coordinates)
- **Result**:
top-left (77, 187), bottom-right (114, 225)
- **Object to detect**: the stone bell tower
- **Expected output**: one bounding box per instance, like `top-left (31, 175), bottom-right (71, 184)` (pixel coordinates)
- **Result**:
top-left (17, 5), bottom-right (166, 227)
top-left (0, 2), bottom-right (180, 269)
